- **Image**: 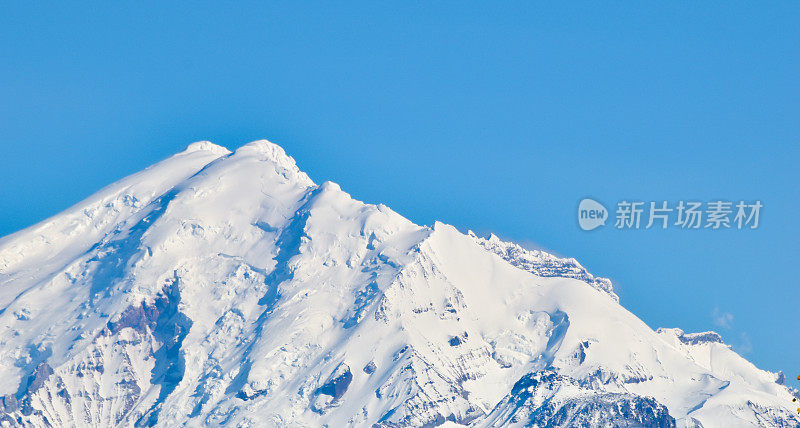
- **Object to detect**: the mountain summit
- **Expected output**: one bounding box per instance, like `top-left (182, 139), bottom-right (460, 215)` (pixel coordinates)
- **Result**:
top-left (0, 141), bottom-right (796, 427)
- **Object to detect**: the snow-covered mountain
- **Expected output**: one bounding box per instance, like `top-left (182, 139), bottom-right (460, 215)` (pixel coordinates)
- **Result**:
top-left (0, 140), bottom-right (796, 427)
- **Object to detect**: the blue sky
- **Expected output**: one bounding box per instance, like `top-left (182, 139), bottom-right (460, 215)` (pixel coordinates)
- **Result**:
top-left (1, 3), bottom-right (798, 386)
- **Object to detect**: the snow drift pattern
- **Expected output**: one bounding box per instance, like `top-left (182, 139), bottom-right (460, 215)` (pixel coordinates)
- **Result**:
top-left (0, 140), bottom-right (796, 427)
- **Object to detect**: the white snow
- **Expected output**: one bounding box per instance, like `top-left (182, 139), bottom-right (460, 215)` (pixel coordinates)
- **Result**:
top-left (0, 140), bottom-right (796, 427)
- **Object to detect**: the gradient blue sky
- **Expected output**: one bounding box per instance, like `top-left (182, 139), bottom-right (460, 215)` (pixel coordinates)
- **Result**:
top-left (1, 3), bottom-right (798, 386)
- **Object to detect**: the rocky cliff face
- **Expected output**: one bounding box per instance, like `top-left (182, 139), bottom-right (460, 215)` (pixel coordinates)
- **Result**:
top-left (0, 141), bottom-right (796, 427)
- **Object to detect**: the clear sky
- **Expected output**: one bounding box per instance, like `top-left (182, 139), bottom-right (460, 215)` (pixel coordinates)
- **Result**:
top-left (1, 3), bottom-right (798, 387)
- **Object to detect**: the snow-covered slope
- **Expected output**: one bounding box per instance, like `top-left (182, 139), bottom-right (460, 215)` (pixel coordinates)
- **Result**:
top-left (0, 140), bottom-right (796, 427)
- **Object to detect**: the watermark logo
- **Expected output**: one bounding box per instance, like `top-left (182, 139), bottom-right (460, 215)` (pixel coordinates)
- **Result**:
top-left (577, 199), bottom-right (762, 231)
top-left (578, 198), bottom-right (608, 231)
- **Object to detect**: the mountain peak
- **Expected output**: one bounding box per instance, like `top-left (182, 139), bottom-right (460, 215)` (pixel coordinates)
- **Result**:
top-left (0, 140), bottom-right (797, 427)
top-left (183, 141), bottom-right (231, 156)
top-left (234, 139), bottom-right (295, 165)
